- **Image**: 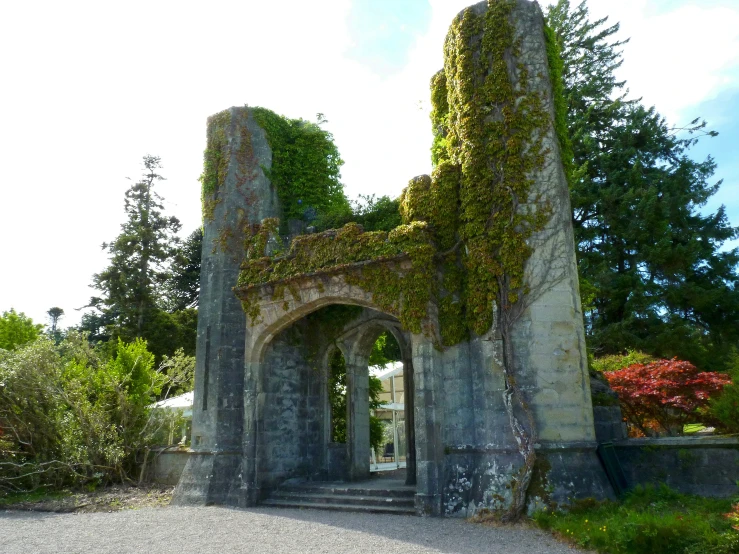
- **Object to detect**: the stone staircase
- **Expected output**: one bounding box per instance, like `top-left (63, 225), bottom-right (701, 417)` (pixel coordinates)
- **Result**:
top-left (261, 479), bottom-right (416, 515)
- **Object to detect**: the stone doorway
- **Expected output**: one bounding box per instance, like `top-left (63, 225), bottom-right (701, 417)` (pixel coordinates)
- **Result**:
top-left (250, 305), bottom-right (416, 499)
top-left (327, 321), bottom-right (416, 486)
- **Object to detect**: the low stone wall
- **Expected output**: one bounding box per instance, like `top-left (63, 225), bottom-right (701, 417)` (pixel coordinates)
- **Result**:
top-left (442, 442), bottom-right (615, 517)
top-left (613, 436), bottom-right (739, 497)
top-left (144, 447), bottom-right (191, 486)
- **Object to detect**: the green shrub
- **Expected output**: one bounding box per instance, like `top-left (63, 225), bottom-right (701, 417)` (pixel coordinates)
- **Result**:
top-left (533, 484), bottom-right (738, 554)
top-left (591, 350), bottom-right (655, 373)
top-left (0, 332), bottom-right (191, 494)
top-left (706, 367), bottom-right (739, 434)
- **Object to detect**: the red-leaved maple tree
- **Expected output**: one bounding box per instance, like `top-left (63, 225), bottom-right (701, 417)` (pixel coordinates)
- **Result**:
top-left (603, 358), bottom-right (731, 436)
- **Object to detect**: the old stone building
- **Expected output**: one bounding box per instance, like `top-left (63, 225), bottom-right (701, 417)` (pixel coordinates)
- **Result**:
top-left (173, 0), bottom-right (616, 516)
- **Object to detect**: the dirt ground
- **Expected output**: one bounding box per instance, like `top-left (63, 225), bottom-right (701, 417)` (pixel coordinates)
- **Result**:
top-left (2, 484), bottom-right (174, 513)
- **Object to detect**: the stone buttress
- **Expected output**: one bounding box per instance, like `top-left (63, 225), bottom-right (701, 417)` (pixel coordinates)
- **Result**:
top-left (172, 107), bottom-right (279, 506)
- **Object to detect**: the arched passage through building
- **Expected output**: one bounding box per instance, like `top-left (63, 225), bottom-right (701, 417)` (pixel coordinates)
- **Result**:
top-left (368, 330), bottom-right (410, 474)
top-left (243, 302), bottom-right (416, 499)
top-left (325, 316), bottom-right (416, 485)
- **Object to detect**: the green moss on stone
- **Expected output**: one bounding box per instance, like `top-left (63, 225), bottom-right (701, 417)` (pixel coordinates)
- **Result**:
top-left (238, 0), bottom-right (563, 347)
top-left (200, 110), bottom-right (231, 222)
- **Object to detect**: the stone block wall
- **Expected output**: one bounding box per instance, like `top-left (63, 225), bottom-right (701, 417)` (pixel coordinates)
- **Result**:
top-left (259, 323), bottom-right (325, 490)
top-left (430, 0), bottom-right (607, 517)
top-left (614, 437), bottom-right (739, 497)
top-left (173, 107), bottom-right (280, 506)
top-left (503, 0), bottom-right (594, 445)
top-left (144, 448), bottom-right (190, 486)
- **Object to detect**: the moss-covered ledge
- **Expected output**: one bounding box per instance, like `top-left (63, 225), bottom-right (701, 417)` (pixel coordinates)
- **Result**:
top-left (235, 219), bottom-right (437, 334)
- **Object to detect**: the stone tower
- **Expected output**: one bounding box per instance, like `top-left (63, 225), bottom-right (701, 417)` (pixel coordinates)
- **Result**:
top-left (174, 0), bottom-right (613, 515)
top-left (173, 107), bottom-right (279, 505)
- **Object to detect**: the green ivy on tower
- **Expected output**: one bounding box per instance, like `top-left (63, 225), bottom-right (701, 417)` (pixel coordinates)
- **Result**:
top-left (233, 0), bottom-right (570, 358)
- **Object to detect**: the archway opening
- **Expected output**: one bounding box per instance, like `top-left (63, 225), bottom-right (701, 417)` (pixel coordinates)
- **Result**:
top-left (328, 347), bottom-right (347, 444)
top-left (329, 333), bottom-right (401, 475)
top-left (252, 302), bottom-right (416, 491)
top-left (369, 331), bottom-right (406, 472)
top-left (324, 328), bottom-right (393, 481)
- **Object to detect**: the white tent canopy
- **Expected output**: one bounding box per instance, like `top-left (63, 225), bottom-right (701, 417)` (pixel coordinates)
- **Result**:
top-left (152, 391), bottom-right (193, 418)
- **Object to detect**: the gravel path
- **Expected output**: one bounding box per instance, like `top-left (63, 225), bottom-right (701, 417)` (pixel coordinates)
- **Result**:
top-left (0, 505), bottom-right (587, 554)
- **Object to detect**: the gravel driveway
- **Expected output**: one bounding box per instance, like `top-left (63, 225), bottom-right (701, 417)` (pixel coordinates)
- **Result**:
top-left (0, 505), bottom-right (586, 553)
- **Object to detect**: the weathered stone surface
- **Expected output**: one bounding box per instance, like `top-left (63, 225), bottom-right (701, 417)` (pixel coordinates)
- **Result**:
top-left (430, 0), bottom-right (604, 514)
top-left (613, 437), bottom-right (739, 497)
top-left (172, 107), bottom-right (280, 506)
top-left (176, 0), bottom-right (614, 515)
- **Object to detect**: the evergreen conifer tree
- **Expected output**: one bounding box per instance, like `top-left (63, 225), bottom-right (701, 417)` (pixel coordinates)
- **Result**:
top-left (546, 1), bottom-right (739, 369)
top-left (82, 156), bottom-right (183, 359)
top-left (165, 228), bottom-right (203, 311)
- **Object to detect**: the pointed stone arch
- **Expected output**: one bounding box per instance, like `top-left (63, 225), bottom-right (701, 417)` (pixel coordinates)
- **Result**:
top-left (239, 270), bottom-right (422, 366)
top-left (238, 272), bottom-right (428, 503)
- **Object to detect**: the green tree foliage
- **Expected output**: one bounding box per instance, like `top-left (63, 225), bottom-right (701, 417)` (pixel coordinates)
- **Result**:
top-left (368, 331), bottom-right (402, 368)
top-left (46, 307), bottom-right (64, 336)
top-left (0, 309), bottom-right (43, 351)
top-left (327, 347), bottom-right (386, 451)
top-left (315, 194), bottom-right (403, 233)
top-left (546, 1), bottom-right (739, 370)
top-left (328, 348), bottom-right (348, 444)
top-left (590, 350), bottom-right (655, 373)
top-left (166, 228), bottom-right (202, 311)
top-left (706, 352), bottom-right (739, 433)
top-left (0, 332), bottom-right (192, 493)
top-left (81, 156), bottom-right (196, 360)
top-left (351, 195), bottom-right (403, 232)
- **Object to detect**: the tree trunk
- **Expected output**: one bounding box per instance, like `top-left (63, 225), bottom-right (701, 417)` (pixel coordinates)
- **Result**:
top-left (498, 298), bottom-right (538, 523)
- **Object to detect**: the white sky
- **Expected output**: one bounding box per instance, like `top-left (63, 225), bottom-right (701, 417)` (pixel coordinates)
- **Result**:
top-left (1, 0), bottom-right (738, 329)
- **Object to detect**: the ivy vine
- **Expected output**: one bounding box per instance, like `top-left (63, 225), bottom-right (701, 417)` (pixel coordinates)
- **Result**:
top-left (200, 109), bottom-right (231, 222)
top-left (235, 0), bottom-right (569, 356)
top-left (251, 107), bottom-right (350, 233)
top-left (239, 220), bottom-right (435, 335)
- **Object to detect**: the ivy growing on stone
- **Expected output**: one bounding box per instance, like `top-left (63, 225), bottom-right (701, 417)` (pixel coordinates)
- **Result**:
top-left (239, 220), bottom-right (435, 335)
top-left (231, 0), bottom-right (573, 521)
top-left (200, 110), bottom-right (231, 222)
top-left (236, 0), bottom-right (569, 361)
top-left (251, 107), bottom-right (350, 232)
top-left (543, 23), bottom-right (575, 187)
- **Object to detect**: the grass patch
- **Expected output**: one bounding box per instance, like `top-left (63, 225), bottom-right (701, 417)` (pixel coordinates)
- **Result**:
top-left (683, 423), bottom-right (706, 434)
top-left (0, 489), bottom-right (70, 507)
top-left (533, 484), bottom-right (739, 553)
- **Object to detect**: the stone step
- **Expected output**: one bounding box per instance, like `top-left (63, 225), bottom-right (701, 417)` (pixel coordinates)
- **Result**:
top-left (277, 484), bottom-right (415, 499)
top-left (260, 498), bottom-right (416, 515)
top-left (270, 490), bottom-right (415, 508)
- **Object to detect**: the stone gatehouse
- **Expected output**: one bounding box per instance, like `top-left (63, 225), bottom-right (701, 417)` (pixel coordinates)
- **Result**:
top-left (172, 0), bottom-right (615, 516)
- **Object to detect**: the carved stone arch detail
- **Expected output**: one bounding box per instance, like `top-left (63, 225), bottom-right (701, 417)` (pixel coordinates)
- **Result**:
top-left (241, 273), bottom-right (421, 366)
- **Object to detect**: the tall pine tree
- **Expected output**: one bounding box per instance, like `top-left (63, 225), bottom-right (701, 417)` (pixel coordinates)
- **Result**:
top-left (547, 1), bottom-right (739, 370)
top-left (82, 156), bottom-right (185, 359)
top-left (165, 228), bottom-right (203, 312)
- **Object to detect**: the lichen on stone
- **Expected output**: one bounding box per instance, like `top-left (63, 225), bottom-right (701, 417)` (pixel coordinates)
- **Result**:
top-left (200, 110), bottom-right (231, 222)
top-left (236, 0), bottom-right (569, 350)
